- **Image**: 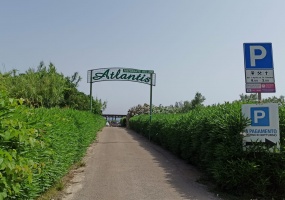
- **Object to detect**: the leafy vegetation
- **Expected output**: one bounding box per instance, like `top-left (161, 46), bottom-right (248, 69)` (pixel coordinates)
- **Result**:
top-left (129, 101), bottom-right (285, 199)
top-left (120, 117), bottom-right (127, 127)
top-left (238, 93), bottom-right (285, 105)
top-left (127, 92), bottom-right (206, 117)
top-left (0, 91), bottom-right (105, 199)
top-left (3, 59), bottom-right (285, 199)
top-left (0, 62), bottom-right (107, 199)
top-left (0, 62), bottom-right (106, 114)
top-left (0, 91), bottom-right (39, 199)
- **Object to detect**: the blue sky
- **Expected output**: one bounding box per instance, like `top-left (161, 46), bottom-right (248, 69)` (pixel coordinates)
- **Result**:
top-left (1, 1), bottom-right (285, 114)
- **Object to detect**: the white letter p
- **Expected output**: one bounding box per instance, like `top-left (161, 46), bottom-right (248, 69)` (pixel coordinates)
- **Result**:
top-left (254, 110), bottom-right (265, 123)
top-left (250, 45), bottom-right (267, 67)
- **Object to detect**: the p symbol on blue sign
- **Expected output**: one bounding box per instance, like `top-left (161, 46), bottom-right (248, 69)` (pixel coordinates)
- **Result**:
top-left (244, 43), bottom-right (273, 69)
top-left (250, 107), bottom-right (269, 126)
top-left (250, 46), bottom-right (266, 67)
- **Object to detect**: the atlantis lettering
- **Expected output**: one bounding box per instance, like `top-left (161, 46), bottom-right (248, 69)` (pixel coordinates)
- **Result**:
top-left (92, 69), bottom-right (151, 84)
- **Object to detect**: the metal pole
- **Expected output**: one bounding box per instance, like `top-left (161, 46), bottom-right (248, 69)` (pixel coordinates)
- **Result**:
top-left (258, 92), bottom-right (262, 103)
top-left (90, 70), bottom-right (93, 112)
top-left (149, 73), bottom-right (153, 141)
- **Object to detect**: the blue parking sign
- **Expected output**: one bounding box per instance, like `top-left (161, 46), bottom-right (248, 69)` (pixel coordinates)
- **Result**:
top-left (244, 43), bottom-right (273, 69)
top-left (250, 107), bottom-right (269, 126)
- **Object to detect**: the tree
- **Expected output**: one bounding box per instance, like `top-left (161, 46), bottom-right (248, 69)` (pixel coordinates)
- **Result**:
top-left (262, 95), bottom-right (285, 105)
top-left (3, 62), bottom-right (66, 107)
top-left (0, 62), bottom-right (107, 114)
top-left (238, 93), bottom-right (285, 105)
top-left (180, 92), bottom-right (206, 113)
top-left (127, 92), bottom-right (206, 116)
top-left (191, 92), bottom-right (206, 109)
top-left (239, 93), bottom-right (258, 102)
top-left (128, 103), bottom-right (150, 117)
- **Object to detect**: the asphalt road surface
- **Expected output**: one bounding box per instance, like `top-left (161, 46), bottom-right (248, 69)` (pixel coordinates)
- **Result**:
top-left (63, 127), bottom-right (220, 200)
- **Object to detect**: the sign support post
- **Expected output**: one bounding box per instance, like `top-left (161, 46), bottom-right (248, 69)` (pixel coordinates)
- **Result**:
top-left (149, 73), bottom-right (153, 141)
top-left (258, 92), bottom-right (262, 103)
top-left (90, 70), bottom-right (93, 112)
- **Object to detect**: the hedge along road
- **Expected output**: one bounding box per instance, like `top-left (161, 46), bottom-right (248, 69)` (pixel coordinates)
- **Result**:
top-left (63, 127), bottom-right (220, 200)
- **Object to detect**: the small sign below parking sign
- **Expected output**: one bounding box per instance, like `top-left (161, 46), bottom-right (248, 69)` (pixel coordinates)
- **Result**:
top-left (246, 83), bottom-right (275, 93)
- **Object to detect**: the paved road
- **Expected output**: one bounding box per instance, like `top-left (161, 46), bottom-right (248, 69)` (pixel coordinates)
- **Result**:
top-left (64, 127), bottom-right (220, 200)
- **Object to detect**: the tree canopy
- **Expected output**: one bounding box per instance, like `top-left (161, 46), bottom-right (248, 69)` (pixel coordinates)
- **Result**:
top-left (0, 62), bottom-right (106, 114)
top-left (127, 92), bottom-right (206, 117)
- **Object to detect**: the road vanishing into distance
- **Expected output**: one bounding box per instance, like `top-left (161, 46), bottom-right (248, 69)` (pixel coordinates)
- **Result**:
top-left (63, 127), bottom-right (220, 200)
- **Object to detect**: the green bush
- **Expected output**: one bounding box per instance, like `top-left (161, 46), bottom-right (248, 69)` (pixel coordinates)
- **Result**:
top-left (129, 102), bottom-right (285, 199)
top-left (120, 117), bottom-right (127, 127)
top-left (0, 91), bottom-right (105, 199)
top-left (0, 91), bottom-right (41, 199)
top-left (0, 62), bottom-right (106, 114)
top-left (19, 108), bottom-right (105, 199)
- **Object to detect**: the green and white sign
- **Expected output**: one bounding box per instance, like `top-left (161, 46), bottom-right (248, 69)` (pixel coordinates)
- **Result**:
top-left (87, 68), bottom-right (156, 86)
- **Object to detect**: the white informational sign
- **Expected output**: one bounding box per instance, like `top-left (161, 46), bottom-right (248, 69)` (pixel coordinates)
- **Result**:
top-left (87, 68), bottom-right (156, 86)
top-left (242, 103), bottom-right (280, 150)
top-left (245, 69), bottom-right (275, 83)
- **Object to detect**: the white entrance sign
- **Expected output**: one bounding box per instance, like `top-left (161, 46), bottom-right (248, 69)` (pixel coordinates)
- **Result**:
top-left (242, 103), bottom-right (280, 150)
top-left (87, 68), bottom-right (156, 86)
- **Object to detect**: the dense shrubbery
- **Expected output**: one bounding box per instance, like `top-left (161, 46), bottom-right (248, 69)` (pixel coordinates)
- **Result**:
top-left (0, 62), bottom-right (106, 114)
top-left (120, 117), bottom-right (127, 127)
top-left (129, 102), bottom-right (285, 199)
top-left (0, 62), bottom-right (107, 199)
top-left (0, 91), bottom-right (38, 199)
top-left (127, 92), bottom-right (206, 117)
top-left (0, 92), bottom-right (105, 199)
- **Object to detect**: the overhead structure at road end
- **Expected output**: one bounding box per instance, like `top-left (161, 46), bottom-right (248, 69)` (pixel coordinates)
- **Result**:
top-left (87, 68), bottom-right (156, 138)
top-left (87, 68), bottom-right (156, 86)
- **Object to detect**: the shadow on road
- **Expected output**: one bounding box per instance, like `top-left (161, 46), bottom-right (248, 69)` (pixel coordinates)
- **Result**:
top-left (122, 127), bottom-right (219, 200)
